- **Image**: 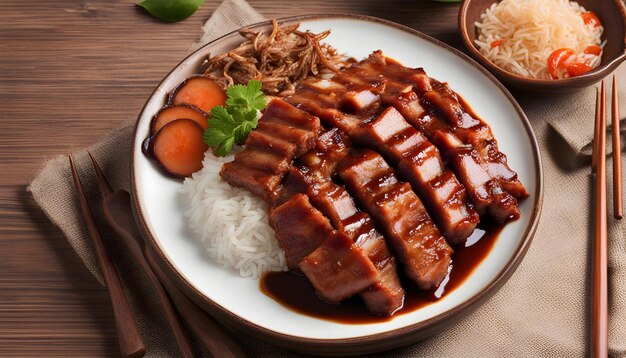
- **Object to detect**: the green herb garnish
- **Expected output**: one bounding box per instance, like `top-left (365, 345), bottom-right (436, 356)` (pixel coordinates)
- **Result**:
top-left (203, 80), bottom-right (266, 156)
top-left (137, 0), bottom-right (205, 23)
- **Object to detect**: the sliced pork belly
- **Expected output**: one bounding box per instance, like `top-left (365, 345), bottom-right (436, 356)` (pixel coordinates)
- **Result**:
top-left (423, 81), bottom-right (528, 199)
top-left (338, 149), bottom-right (453, 290)
top-left (271, 194), bottom-right (381, 303)
top-left (387, 93), bottom-right (520, 222)
top-left (275, 130), bottom-right (404, 315)
top-left (427, 119), bottom-right (520, 222)
top-left (288, 89), bottom-right (362, 133)
top-left (278, 166), bottom-right (404, 315)
top-left (352, 106), bottom-right (479, 245)
top-left (298, 128), bottom-right (352, 179)
top-left (300, 231), bottom-right (380, 304)
top-left (269, 194), bottom-right (334, 271)
top-left (343, 213), bottom-right (404, 315)
top-left (260, 98), bottom-right (322, 156)
top-left (220, 99), bottom-right (321, 200)
top-left (353, 53), bottom-right (527, 200)
top-left (339, 58), bottom-right (520, 222)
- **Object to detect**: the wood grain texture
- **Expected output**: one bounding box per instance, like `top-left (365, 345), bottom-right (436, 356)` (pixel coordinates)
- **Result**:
top-left (0, 1), bottom-right (460, 356)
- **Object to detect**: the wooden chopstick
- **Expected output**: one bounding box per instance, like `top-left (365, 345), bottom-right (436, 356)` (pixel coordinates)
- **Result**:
top-left (612, 75), bottom-right (623, 220)
top-left (592, 87), bottom-right (601, 173)
top-left (69, 156), bottom-right (146, 358)
top-left (591, 81), bottom-right (609, 358)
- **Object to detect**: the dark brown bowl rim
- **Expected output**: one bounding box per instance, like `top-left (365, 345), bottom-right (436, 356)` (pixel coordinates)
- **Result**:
top-left (459, 0), bottom-right (626, 87)
top-left (130, 14), bottom-right (544, 355)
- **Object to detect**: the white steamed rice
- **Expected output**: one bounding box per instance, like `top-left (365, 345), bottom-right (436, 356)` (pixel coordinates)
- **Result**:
top-left (181, 151), bottom-right (287, 278)
top-left (474, 0), bottom-right (604, 79)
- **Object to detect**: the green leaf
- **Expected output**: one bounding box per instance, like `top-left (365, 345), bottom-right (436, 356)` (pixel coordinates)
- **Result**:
top-left (226, 80), bottom-right (266, 111)
top-left (137, 0), bottom-right (205, 22)
top-left (202, 80), bottom-right (265, 156)
top-left (203, 126), bottom-right (229, 148)
top-left (214, 136), bottom-right (235, 157)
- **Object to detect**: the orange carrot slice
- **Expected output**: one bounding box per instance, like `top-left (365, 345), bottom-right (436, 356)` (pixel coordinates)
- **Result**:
top-left (151, 104), bottom-right (208, 134)
top-left (150, 119), bottom-right (208, 178)
top-left (169, 76), bottom-right (227, 114)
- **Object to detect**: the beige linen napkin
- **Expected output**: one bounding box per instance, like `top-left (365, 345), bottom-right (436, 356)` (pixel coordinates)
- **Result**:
top-left (28, 0), bottom-right (626, 356)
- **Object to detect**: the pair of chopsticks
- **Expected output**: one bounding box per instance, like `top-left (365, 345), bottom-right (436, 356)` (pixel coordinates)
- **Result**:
top-left (590, 75), bottom-right (622, 357)
top-left (592, 76), bottom-right (623, 218)
top-left (70, 154), bottom-right (245, 358)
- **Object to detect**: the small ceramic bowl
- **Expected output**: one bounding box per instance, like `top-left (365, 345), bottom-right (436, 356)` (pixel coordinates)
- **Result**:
top-left (459, 0), bottom-right (626, 93)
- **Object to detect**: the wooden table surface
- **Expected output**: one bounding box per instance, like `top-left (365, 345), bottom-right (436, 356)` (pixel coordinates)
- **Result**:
top-left (0, 0), bottom-right (605, 356)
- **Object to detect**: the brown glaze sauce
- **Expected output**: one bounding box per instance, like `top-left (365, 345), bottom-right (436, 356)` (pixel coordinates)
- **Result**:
top-left (260, 220), bottom-right (504, 324)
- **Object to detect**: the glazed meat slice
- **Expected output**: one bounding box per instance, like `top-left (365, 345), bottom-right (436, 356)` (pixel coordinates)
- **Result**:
top-left (269, 194), bottom-right (334, 271)
top-left (422, 81), bottom-right (528, 199)
top-left (341, 58), bottom-right (520, 222)
top-left (220, 131), bottom-right (296, 200)
top-left (433, 130), bottom-right (519, 221)
top-left (275, 129), bottom-right (405, 315)
top-left (338, 149), bottom-right (453, 289)
top-left (352, 106), bottom-right (479, 245)
top-left (278, 167), bottom-right (404, 315)
top-left (393, 96), bottom-right (519, 222)
top-left (221, 99), bottom-right (321, 200)
top-left (288, 88), bottom-right (363, 133)
top-left (259, 98), bottom-right (322, 156)
top-left (352, 53), bottom-right (527, 200)
top-left (299, 128), bottom-right (352, 179)
top-left (343, 213), bottom-right (404, 315)
top-left (300, 231), bottom-right (380, 304)
top-left (288, 75), bottom-right (383, 133)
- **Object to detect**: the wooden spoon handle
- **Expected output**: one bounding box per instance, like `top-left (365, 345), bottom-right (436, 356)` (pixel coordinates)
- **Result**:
top-left (69, 157), bottom-right (146, 358)
top-left (103, 193), bottom-right (195, 358)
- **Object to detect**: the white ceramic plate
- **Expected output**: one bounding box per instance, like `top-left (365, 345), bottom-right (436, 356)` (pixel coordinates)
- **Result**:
top-left (131, 15), bottom-right (542, 355)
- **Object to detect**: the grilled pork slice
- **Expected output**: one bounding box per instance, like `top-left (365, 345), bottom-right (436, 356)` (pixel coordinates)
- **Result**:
top-left (270, 194), bottom-right (381, 303)
top-left (278, 167), bottom-right (405, 315)
top-left (288, 89), bottom-right (362, 133)
top-left (300, 231), bottom-right (380, 304)
top-left (275, 130), bottom-right (404, 315)
top-left (343, 213), bottom-right (404, 315)
top-left (354, 52), bottom-right (527, 200)
top-left (269, 194), bottom-right (334, 271)
top-left (422, 81), bottom-right (528, 199)
top-left (260, 98), bottom-right (322, 156)
top-left (433, 130), bottom-right (519, 221)
top-left (299, 128), bottom-right (352, 179)
top-left (338, 150), bottom-right (453, 290)
top-left (352, 106), bottom-right (479, 245)
top-left (220, 99), bottom-right (321, 200)
top-left (342, 58), bottom-right (520, 222)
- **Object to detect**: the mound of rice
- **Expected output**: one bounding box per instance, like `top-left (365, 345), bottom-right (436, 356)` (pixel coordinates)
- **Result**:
top-left (474, 0), bottom-right (604, 79)
top-left (181, 151), bottom-right (287, 278)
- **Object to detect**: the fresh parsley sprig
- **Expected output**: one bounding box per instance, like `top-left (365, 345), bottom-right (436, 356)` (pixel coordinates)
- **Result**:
top-left (203, 80), bottom-right (267, 156)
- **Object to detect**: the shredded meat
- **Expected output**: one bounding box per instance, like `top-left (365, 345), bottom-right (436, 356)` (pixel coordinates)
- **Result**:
top-left (201, 19), bottom-right (349, 96)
